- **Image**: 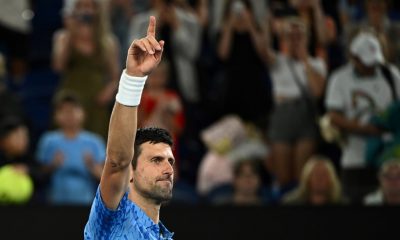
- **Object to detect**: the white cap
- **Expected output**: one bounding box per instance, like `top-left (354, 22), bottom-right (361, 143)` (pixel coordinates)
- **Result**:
top-left (350, 32), bottom-right (384, 66)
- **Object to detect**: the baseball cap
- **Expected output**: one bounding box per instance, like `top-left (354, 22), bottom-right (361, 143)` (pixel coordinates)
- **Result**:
top-left (350, 32), bottom-right (384, 66)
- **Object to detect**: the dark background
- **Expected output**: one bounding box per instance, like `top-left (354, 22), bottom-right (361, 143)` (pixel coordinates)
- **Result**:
top-left (1, 205), bottom-right (399, 240)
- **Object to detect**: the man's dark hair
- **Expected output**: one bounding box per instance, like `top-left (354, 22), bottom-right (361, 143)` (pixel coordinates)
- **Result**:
top-left (0, 116), bottom-right (24, 140)
top-left (132, 127), bottom-right (173, 169)
top-left (233, 159), bottom-right (262, 177)
top-left (53, 90), bottom-right (82, 109)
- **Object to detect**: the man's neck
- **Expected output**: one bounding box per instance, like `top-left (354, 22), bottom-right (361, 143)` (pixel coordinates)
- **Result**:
top-left (62, 128), bottom-right (81, 139)
top-left (129, 189), bottom-right (161, 224)
top-left (353, 65), bottom-right (376, 77)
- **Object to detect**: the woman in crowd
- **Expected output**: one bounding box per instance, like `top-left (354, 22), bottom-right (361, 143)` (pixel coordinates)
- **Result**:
top-left (52, 0), bottom-right (120, 139)
top-left (217, 0), bottom-right (270, 125)
top-left (266, 18), bottom-right (326, 196)
top-left (283, 155), bottom-right (347, 205)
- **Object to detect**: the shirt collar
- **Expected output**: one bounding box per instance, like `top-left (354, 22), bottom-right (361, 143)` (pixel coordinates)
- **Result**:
top-left (158, 221), bottom-right (174, 239)
top-left (130, 200), bottom-right (174, 238)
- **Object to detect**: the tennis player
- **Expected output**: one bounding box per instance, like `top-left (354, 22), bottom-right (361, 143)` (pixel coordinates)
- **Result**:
top-left (84, 16), bottom-right (175, 239)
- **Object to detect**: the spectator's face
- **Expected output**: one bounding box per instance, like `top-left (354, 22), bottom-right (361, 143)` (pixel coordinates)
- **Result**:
top-left (131, 142), bottom-right (175, 203)
top-left (351, 56), bottom-right (376, 75)
top-left (286, 24), bottom-right (307, 52)
top-left (234, 162), bottom-right (261, 196)
top-left (380, 165), bottom-right (400, 202)
top-left (308, 162), bottom-right (332, 195)
top-left (55, 103), bottom-right (85, 130)
top-left (0, 126), bottom-right (29, 157)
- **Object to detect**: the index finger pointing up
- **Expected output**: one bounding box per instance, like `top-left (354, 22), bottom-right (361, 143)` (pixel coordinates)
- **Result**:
top-left (147, 16), bottom-right (156, 38)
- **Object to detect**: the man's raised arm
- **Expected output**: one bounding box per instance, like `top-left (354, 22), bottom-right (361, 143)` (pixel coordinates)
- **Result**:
top-left (100, 16), bottom-right (164, 210)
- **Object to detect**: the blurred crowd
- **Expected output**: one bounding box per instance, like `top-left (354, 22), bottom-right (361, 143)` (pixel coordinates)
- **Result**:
top-left (1, 0), bottom-right (400, 207)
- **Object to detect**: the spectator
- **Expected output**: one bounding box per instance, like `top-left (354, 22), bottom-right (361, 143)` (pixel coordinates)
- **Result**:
top-left (206, 158), bottom-right (267, 206)
top-left (0, 117), bottom-right (30, 170)
top-left (364, 159), bottom-right (400, 205)
top-left (52, 0), bottom-right (120, 139)
top-left (0, 117), bottom-right (44, 204)
top-left (217, 0), bottom-right (269, 124)
top-left (283, 155), bottom-right (347, 205)
top-left (231, 159), bottom-right (265, 206)
top-left (197, 115), bottom-right (268, 196)
top-left (325, 31), bottom-right (400, 202)
top-left (128, 0), bottom-right (201, 104)
top-left (343, 0), bottom-right (400, 67)
top-left (265, 18), bottom-right (326, 196)
top-left (269, 0), bottom-right (336, 63)
top-left (36, 91), bottom-right (105, 205)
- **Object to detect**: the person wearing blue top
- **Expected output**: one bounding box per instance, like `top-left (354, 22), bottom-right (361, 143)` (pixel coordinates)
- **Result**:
top-left (36, 91), bottom-right (105, 205)
top-left (84, 16), bottom-right (174, 239)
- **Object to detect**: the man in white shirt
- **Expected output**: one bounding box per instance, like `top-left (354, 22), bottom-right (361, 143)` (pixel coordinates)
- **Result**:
top-left (325, 31), bottom-right (400, 202)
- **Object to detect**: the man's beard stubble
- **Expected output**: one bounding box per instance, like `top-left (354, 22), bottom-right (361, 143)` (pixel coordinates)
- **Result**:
top-left (133, 178), bottom-right (173, 205)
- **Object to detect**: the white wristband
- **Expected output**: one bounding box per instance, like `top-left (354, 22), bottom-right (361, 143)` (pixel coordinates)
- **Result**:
top-left (115, 70), bottom-right (148, 106)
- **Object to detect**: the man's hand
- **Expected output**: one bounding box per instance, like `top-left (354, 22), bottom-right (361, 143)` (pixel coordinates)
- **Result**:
top-left (126, 16), bottom-right (164, 77)
top-left (51, 151), bottom-right (65, 169)
top-left (42, 151), bottom-right (64, 174)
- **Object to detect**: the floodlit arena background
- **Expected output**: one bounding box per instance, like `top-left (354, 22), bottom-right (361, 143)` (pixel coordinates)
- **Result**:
top-left (1, 0), bottom-right (400, 239)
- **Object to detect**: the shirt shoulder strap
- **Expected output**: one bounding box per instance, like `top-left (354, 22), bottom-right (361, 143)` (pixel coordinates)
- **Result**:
top-left (380, 65), bottom-right (398, 101)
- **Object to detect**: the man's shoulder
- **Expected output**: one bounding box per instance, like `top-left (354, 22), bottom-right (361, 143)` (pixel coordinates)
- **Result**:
top-left (331, 64), bottom-right (353, 78)
top-left (40, 131), bottom-right (63, 142)
top-left (84, 187), bottom-right (134, 239)
top-left (328, 64), bottom-right (353, 85)
top-left (80, 131), bottom-right (104, 142)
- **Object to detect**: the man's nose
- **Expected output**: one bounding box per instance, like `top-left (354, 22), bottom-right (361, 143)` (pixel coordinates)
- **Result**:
top-left (162, 160), bottom-right (174, 175)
